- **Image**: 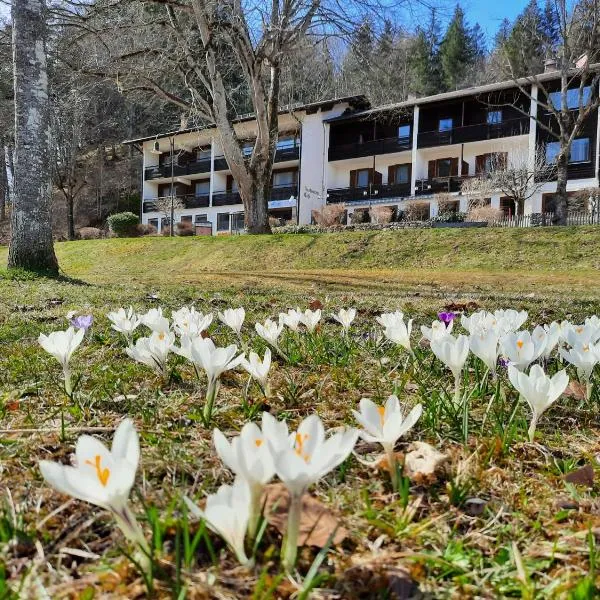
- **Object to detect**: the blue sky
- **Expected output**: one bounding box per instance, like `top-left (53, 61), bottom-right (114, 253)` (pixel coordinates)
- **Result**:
top-left (461, 0), bottom-right (529, 44)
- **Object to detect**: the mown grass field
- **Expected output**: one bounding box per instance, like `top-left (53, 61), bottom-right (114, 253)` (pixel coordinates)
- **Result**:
top-left (0, 229), bottom-right (599, 598)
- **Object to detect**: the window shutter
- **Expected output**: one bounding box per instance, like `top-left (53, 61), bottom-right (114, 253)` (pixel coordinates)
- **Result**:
top-left (388, 165), bottom-right (396, 184)
top-left (406, 163), bottom-right (412, 185)
top-left (349, 170), bottom-right (357, 187)
top-left (226, 175), bottom-right (233, 192)
top-left (373, 170), bottom-right (383, 184)
top-left (428, 160), bottom-right (436, 179)
top-left (461, 160), bottom-right (469, 176)
top-left (450, 157), bottom-right (459, 176)
top-left (475, 155), bottom-right (485, 175)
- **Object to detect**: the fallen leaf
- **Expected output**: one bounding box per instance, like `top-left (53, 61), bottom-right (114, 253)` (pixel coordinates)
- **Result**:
top-left (555, 498), bottom-right (579, 510)
top-left (464, 498), bottom-right (487, 516)
top-left (564, 381), bottom-right (587, 401)
top-left (404, 442), bottom-right (449, 484)
top-left (309, 299), bottom-right (324, 310)
top-left (262, 483), bottom-right (346, 547)
top-left (564, 464), bottom-right (595, 487)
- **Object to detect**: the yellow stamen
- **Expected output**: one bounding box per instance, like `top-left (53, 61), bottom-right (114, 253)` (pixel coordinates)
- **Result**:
top-left (85, 455), bottom-right (110, 487)
top-left (377, 405), bottom-right (385, 426)
top-left (158, 332), bottom-right (165, 341)
top-left (516, 340), bottom-right (524, 349)
top-left (255, 439), bottom-right (263, 447)
top-left (294, 432), bottom-right (310, 462)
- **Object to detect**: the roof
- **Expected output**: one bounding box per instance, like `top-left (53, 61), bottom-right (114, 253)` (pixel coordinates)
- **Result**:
top-left (324, 64), bottom-right (600, 124)
top-left (122, 95), bottom-right (370, 145)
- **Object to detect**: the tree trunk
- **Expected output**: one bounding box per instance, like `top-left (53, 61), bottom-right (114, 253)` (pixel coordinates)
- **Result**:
top-left (240, 174), bottom-right (271, 234)
top-left (554, 152), bottom-right (569, 226)
top-left (66, 193), bottom-right (75, 240)
top-left (8, 0), bottom-right (58, 274)
top-left (0, 142), bottom-right (7, 221)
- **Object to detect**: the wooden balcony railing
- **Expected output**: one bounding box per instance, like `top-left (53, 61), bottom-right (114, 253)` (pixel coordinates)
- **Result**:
top-left (144, 158), bottom-right (212, 180)
top-left (327, 182), bottom-right (411, 204)
top-left (417, 117), bottom-right (530, 148)
top-left (328, 136), bottom-right (412, 162)
top-left (142, 194), bottom-right (210, 213)
top-left (415, 176), bottom-right (472, 195)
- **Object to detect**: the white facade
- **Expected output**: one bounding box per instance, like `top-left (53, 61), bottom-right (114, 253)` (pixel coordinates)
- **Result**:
top-left (128, 83), bottom-right (600, 233)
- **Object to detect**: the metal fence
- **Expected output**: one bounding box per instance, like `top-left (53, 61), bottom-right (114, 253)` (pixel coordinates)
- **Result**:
top-left (490, 210), bottom-right (600, 228)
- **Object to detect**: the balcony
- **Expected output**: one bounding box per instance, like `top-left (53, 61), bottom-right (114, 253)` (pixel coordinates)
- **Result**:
top-left (142, 194), bottom-right (210, 213)
top-left (327, 183), bottom-right (411, 204)
top-left (417, 117), bottom-right (530, 149)
top-left (328, 136), bottom-right (412, 162)
top-left (144, 158), bottom-right (212, 180)
top-left (212, 191), bottom-right (242, 206)
top-left (415, 176), bottom-right (472, 195)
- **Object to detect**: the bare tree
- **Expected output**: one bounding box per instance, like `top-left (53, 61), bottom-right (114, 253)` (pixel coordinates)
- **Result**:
top-left (64, 0), bottom-right (404, 234)
top-left (8, 0), bottom-right (58, 273)
top-left (498, 0), bottom-right (600, 224)
top-left (488, 148), bottom-right (555, 216)
top-left (154, 195), bottom-right (184, 235)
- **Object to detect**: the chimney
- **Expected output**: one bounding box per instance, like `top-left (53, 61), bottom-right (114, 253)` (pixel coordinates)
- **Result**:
top-left (544, 58), bottom-right (558, 73)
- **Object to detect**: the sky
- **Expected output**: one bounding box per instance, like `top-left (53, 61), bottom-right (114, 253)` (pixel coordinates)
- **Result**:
top-left (461, 0), bottom-right (530, 44)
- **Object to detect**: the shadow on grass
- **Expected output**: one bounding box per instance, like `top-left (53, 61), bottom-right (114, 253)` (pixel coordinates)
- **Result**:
top-left (0, 267), bottom-right (91, 286)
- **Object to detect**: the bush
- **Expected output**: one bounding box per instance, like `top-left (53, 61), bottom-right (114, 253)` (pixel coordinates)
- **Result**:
top-left (77, 227), bottom-right (103, 240)
top-left (106, 212), bottom-right (139, 237)
top-left (311, 204), bottom-right (346, 226)
top-left (176, 221), bottom-right (195, 236)
top-left (369, 206), bottom-right (394, 224)
top-left (466, 206), bottom-right (503, 223)
top-left (136, 223), bottom-right (158, 236)
top-left (350, 209), bottom-right (369, 224)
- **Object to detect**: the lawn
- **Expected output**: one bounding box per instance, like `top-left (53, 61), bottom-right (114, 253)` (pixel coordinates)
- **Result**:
top-left (0, 231), bottom-right (599, 598)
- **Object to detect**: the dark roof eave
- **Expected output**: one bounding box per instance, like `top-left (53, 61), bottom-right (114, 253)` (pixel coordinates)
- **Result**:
top-left (122, 95), bottom-right (369, 145)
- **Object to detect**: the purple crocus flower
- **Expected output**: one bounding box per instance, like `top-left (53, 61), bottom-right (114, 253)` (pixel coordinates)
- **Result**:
top-left (70, 314), bottom-right (94, 331)
top-left (498, 357), bottom-right (510, 369)
top-left (438, 311), bottom-right (456, 326)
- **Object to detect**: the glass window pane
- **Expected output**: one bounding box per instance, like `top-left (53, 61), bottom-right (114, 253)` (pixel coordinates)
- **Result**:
top-left (276, 136), bottom-right (295, 149)
top-left (395, 165), bottom-right (409, 184)
top-left (439, 118), bottom-right (453, 131)
top-left (273, 171), bottom-right (295, 186)
top-left (195, 181), bottom-right (210, 195)
top-left (217, 213), bottom-right (230, 231)
top-left (195, 214), bottom-right (208, 223)
top-left (437, 159), bottom-right (451, 177)
top-left (570, 138), bottom-right (590, 162)
top-left (398, 125), bottom-right (411, 139)
top-left (546, 141), bottom-right (560, 163)
top-left (196, 148), bottom-right (211, 160)
top-left (487, 110), bottom-right (502, 124)
top-left (550, 86), bottom-right (591, 110)
top-left (356, 169), bottom-right (370, 187)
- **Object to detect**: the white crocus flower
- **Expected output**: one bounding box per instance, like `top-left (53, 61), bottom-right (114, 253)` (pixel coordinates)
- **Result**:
top-left (279, 309), bottom-right (302, 332)
top-left (126, 330), bottom-right (174, 377)
top-left (565, 323), bottom-right (600, 348)
top-left (175, 337), bottom-right (244, 424)
top-left (352, 395), bottom-right (422, 489)
top-left (494, 309), bottom-right (528, 335)
top-left (469, 329), bottom-right (500, 373)
top-left (213, 416), bottom-right (276, 538)
top-left (376, 311), bottom-right (405, 330)
top-left (508, 365), bottom-right (569, 442)
top-left (559, 341), bottom-right (600, 399)
top-left (266, 414), bottom-right (358, 571)
top-left (542, 322), bottom-right (563, 359)
top-left (383, 315), bottom-right (413, 354)
top-left (299, 309), bottom-right (321, 333)
top-left (184, 477), bottom-right (251, 566)
top-left (218, 307), bottom-right (246, 338)
top-left (460, 311), bottom-right (498, 336)
top-left (421, 319), bottom-right (453, 342)
top-left (107, 307), bottom-right (141, 342)
top-left (255, 319), bottom-right (286, 359)
top-left (172, 306), bottom-right (213, 338)
top-left (140, 307), bottom-right (170, 334)
top-left (430, 334), bottom-right (470, 404)
top-left (332, 308), bottom-right (356, 333)
top-left (39, 419), bottom-right (149, 568)
top-left (241, 349), bottom-right (271, 395)
top-left (501, 330), bottom-right (546, 372)
top-left (38, 327), bottom-right (85, 396)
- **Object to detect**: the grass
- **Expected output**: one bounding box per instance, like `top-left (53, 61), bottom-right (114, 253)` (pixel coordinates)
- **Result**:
top-left (1, 226), bottom-right (600, 296)
top-left (0, 230), bottom-right (599, 597)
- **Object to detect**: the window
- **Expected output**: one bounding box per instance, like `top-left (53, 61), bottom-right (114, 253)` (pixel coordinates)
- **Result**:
top-left (180, 215), bottom-right (192, 223)
top-left (195, 181), bottom-right (210, 196)
top-left (231, 212), bottom-right (245, 231)
top-left (546, 138), bottom-right (590, 164)
top-left (148, 219), bottom-right (158, 229)
top-left (439, 118), bottom-right (453, 132)
top-left (196, 148), bottom-right (211, 160)
top-left (394, 165), bottom-right (410, 184)
top-left (217, 213), bottom-right (230, 231)
top-left (437, 158), bottom-right (452, 177)
top-left (549, 86), bottom-right (592, 110)
top-left (242, 142), bottom-right (253, 156)
top-left (161, 217), bottom-right (171, 229)
top-left (487, 110), bottom-right (502, 125)
top-left (276, 136), bottom-right (296, 150)
top-left (273, 170), bottom-right (296, 187)
top-left (356, 169), bottom-right (370, 187)
top-left (195, 214), bottom-right (208, 223)
top-left (398, 124), bottom-right (411, 139)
